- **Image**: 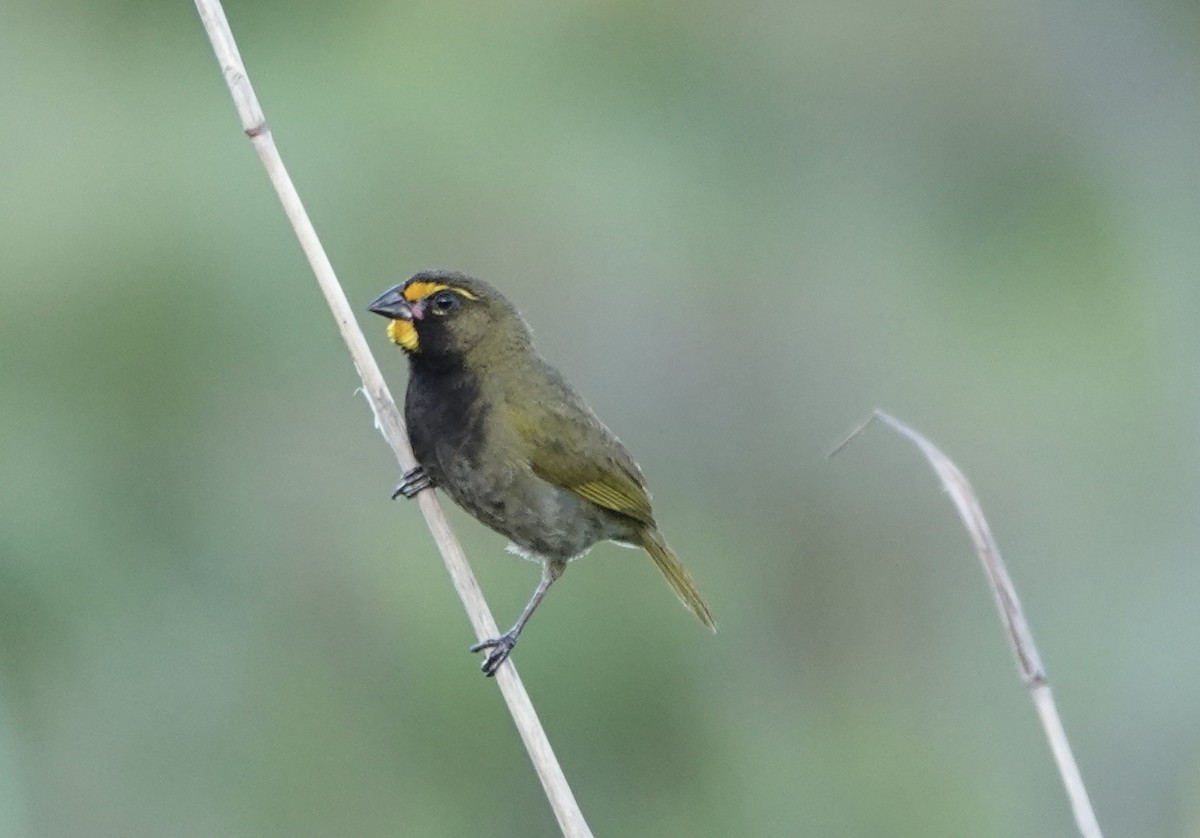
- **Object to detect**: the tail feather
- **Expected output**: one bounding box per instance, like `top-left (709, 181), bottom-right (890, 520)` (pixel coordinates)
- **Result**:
top-left (639, 528), bottom-right (716, 631)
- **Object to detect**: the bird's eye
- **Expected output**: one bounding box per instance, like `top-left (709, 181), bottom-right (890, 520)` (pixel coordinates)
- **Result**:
top-left (430, 291), bottom-right (460, 315)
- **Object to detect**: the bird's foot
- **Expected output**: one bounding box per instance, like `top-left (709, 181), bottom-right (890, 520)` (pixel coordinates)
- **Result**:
top-left (469, 632), bottom-right (518, 677)
top-left (391, 466), bottom-right (433, 500)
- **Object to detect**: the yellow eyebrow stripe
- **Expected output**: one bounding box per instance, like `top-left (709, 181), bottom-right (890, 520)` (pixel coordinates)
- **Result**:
top-left (402, 282), bottom-right (480, 303)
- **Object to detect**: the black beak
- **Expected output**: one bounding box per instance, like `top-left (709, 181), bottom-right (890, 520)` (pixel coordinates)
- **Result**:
top-left (368, 285), bottom-right (414, 320)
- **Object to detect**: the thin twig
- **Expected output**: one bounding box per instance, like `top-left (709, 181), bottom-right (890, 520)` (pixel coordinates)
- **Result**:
top-left (190, 3), bottom-right (592, 835)
top-left (833, 410), bottom-right (1102, 838)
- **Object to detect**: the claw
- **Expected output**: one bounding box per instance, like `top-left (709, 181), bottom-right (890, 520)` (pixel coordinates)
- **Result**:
top-left (392, 466), bottom-right (433, 500)
top-left (470, 632), bottom-right (518, 677)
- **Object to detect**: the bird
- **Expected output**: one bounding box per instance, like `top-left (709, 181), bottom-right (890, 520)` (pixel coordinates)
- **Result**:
top-left (368, 270), bottom-right (715, 676)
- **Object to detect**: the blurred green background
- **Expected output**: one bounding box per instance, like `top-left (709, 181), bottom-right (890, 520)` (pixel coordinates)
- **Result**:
top-left (3, 0), bottom-right (1200, 835)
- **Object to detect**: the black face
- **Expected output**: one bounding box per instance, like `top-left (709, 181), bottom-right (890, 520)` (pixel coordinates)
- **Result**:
top-left (404, 283), bottom-right (494, 365)
top-left (372, 270), bottom-right (528, 365)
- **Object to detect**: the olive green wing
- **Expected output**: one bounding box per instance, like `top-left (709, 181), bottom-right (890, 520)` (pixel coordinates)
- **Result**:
top-left (506, 379), bottom-right (656, 526)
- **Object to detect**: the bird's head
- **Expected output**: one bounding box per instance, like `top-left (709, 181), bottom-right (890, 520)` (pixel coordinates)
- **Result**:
top-left (368, 271), bottom-right (531, 366)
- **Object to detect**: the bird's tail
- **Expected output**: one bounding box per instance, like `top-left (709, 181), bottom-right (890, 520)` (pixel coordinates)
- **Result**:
top-left (639, 527), bottom-right (716, 631)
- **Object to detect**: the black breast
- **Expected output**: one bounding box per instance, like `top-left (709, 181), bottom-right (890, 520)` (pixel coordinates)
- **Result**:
top-left (405, 363), bottom-right (488, 486)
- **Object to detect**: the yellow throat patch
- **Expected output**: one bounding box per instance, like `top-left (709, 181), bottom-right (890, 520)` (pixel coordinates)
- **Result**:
top-left (386, 318), bottom-right (419, 352)
top-left (387, 282), bottom-right (480, 352)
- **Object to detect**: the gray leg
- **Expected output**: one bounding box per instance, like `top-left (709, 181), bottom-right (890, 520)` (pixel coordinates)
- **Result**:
top-left (392, 466), bottom-right (433, 500)
top-left (471, 559), bottom-right (566, 677)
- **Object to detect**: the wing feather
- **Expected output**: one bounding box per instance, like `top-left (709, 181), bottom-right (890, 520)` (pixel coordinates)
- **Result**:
top-left (505, 370), bottom-right (655, 526)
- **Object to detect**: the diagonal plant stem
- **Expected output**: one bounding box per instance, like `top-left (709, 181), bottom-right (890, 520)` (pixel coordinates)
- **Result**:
top-left (832, 410), bottom-right (1102, 838)
top-left (191, 3), bottom-right (592, 835)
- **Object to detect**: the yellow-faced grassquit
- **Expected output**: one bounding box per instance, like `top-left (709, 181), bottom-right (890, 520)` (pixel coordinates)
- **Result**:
top-left (368, 270), bottom-right (714, 676)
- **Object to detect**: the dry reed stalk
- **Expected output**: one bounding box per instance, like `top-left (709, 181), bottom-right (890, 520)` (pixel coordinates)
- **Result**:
top-left (191, 3), bottom-right (592, 834)
top-left (832, 410), bottom-right (1102, 838)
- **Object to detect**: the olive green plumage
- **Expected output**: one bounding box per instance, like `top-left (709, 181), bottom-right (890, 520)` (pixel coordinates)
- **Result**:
top-left (368, 270), bottom-right (714, 676)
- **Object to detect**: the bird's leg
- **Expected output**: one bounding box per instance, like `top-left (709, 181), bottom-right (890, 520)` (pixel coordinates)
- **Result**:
top-left (471, 559), bottom-right (565, 677)
top-left (391, 466), bottom-right (434, 500)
